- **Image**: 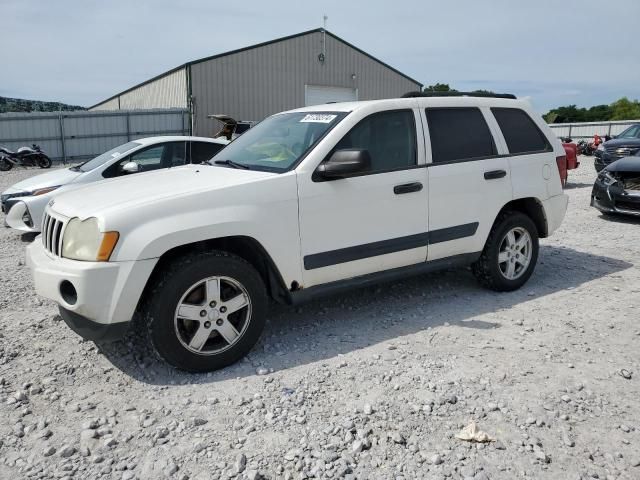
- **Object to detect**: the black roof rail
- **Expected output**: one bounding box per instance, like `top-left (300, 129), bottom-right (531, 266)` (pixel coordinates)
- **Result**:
top-left (402, 91), bottom-right (517, 99)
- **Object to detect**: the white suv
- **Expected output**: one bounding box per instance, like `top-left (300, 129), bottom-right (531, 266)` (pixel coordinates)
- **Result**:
top-left (26, 93), bottom-right (568, 372)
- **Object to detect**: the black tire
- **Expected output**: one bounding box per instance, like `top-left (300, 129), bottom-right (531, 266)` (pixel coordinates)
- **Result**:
top-left (0, 159), bottom-right (12, 171)
top-left (37, 155), bottom-right (52, 168)
top-left (141, 251), bottom-right (268, 372)
top-left (472, 211), bottom-right (539, 292)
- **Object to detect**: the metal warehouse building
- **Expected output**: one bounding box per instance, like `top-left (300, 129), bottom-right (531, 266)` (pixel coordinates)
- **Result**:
top-left (89, 29), bottom-right (422, 136)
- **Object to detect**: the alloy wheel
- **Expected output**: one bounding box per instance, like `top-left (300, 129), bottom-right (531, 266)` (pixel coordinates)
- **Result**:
top-left (173, 276), bottom-right (252, 355)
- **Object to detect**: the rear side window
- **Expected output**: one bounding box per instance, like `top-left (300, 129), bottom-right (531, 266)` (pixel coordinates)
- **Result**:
top-left (426, 108), bottom-right (497, 163)
top-left (492, 108), bottom-right (551, 154)
top-left (190, 141), bottom-right (224, 164)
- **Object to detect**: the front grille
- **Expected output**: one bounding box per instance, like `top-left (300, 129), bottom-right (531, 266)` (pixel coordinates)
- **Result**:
top-left (623, 177), bottom-right (640, 191)
top-left (616, 200), bottom-right (640, 212)
top-left (41, 211), bottom-right (66, 256)
top-left (604, 145), bottom-right (640, 160)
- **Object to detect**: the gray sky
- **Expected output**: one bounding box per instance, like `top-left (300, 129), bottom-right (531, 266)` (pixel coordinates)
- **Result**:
top-left (1, 0), bottom-right (638, 112)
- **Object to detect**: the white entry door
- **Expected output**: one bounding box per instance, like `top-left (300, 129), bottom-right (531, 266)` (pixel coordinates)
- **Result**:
top-left (305, 85), bottom-right (358, 106)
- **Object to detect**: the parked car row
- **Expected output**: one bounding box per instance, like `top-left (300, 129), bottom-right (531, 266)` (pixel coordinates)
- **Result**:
top-left (594, 124), bottom-right (640, 171)
top-left (1, 93), bottom-right (571, 372)
top-left (1, 136), bottom-right (228, 232)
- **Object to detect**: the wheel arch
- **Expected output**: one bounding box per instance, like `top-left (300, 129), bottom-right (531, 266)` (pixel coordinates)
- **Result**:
top-left (139, 236), bottom-right (292, 309)
top-left (495, 197), bottom-right (549, 238)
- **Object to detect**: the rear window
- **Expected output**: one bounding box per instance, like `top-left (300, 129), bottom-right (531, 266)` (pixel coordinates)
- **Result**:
top-left (426, 108), bottom-right (497, 163)
top-left (492, 108), bottom-right (551, 154)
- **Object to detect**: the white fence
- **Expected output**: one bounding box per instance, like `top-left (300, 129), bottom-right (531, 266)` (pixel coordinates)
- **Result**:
top-left (0, 109), bottom-right (190, 163)
top-left (548, 119), bottom-right (640, 139)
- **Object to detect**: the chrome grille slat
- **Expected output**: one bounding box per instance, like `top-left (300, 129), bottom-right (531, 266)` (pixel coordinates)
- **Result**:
top-left (53, 221), bottom-right (63, 255)
top-left (57, 221), bottom-right (66, 257)
top-left (41, 211), bottom-right (67, 257)
top-left (47, 218), bottom-right (55, 252)
top-left (43, 215), bottom-right (51, 251)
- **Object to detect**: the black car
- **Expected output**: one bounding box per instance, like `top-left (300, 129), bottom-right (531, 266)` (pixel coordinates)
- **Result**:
top-left (594, 124), bottom-right (640, 172)
top-left (591, 156), bottom-right (640, 217)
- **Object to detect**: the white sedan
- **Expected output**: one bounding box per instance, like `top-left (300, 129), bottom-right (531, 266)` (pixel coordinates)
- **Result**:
top-left (1, 136), bottom-right (228, 233)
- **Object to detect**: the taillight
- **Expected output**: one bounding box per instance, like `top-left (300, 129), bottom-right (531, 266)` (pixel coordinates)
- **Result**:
top-left (556, 155), bottom-right (567, 188)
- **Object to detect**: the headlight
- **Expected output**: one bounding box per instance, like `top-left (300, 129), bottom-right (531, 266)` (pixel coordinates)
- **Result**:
top-left (597, 144), bottom-right (604, 152)
top-left (32, 186), bottom-right (60, 196)
top-left (61, 217), bottom-right (119, 261)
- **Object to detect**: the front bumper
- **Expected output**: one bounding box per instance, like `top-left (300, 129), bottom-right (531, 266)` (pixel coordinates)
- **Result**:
top-left (4, 201), bottom-right (37, 232)
top-left (59, 306), bottom-right (131, 342)
top-left (26, 240), bottom-right (157, 340)
top-left (591, 179), bottom-right (640, 217)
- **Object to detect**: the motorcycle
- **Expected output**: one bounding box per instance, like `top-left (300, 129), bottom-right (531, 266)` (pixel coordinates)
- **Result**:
top-left (0, 144), bottom-right (52, 171)
top-left (576, 140), bottom-right (594, 156)
top-left (576, 134), bottom-right (611, 157)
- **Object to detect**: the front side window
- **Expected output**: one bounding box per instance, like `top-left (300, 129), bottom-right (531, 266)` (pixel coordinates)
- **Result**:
top-left (130, 141), bottom-right (186, 169)
top-left (492, 108), bottom-right (551, 154)
top-left (332, 110), bottom-right (417, 173)
top-left (102, 141), bottom-right (186, 178)
top-left (427, 108), bottom-right (497, 163)
top-left (209, 112), bottom-right (346, 172)
top-left (79, 141), bottom-right (140, 172)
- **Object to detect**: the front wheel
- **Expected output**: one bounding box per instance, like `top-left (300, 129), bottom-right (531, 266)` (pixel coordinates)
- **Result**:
top-left (141, 251), bottom-right (267, 372)
top-left (0, 158), bottom-right (12, 171)
top-left (37, 155), bottom-right (52, 168)
top-left (472, 211), bottom-right (539, 292)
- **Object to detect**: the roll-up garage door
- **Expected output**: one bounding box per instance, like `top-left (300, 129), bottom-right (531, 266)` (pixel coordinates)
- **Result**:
top-left (305, 85), bottom-right (358, 106)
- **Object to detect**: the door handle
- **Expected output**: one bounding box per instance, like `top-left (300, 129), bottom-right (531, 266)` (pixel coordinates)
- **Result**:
top-left (394, 182), bottom-right (423, 194)
top-left (484, 170), bottom-right (507, 180)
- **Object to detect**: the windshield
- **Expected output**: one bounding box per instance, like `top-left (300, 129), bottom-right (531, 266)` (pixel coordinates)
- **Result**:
top-left (77, 141), bottom-right (140, 172)
top-left (209, 112), bottom-right (347, 172)
top-left (617, 125), bottom-right (640, 139)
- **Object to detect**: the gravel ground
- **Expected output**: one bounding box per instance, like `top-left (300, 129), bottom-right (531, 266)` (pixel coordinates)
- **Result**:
top-left (1, 159), bottom-right (639, 480)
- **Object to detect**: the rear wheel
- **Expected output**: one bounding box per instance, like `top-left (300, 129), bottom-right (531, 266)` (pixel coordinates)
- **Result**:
top-left (472, 211), bottom-right (539, 291)
top-left (141, 251), bottom-right (267, 372)
top-left (0, 158), bottom-right (12, 171)
top-left (37, 155), bottom-right (52, 168)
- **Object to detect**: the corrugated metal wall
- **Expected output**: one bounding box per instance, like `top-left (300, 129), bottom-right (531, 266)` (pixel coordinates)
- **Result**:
top-left (91, 68), bottom-right (187, 111)
top-left (93, 97), bottom-right (120, 111)
top-left (549, 120), bottom-right (640, 139)
top-left (190, 31), bottom-right (420, 136)
top-left (0, 109), bottom-right (189, 163)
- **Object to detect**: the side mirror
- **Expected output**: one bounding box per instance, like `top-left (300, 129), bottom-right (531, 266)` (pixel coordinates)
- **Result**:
top-left (121, 161), bottom-right (140, 174)
top-left (315, 149), bottom-right (371, 180)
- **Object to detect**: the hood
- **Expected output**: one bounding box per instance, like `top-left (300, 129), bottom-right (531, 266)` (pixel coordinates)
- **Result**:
top-left (605, 156), bottom-right (640, 173)
top-left (49, 164), bottom-right (276, 219)
top-left (603, 138), bottom-right (640, 148)
top-left (2, 167), bottom-right (82, 195)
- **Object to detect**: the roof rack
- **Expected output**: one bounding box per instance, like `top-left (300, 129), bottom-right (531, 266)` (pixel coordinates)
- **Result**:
top-left (401, 91), bottom-right (517, 100)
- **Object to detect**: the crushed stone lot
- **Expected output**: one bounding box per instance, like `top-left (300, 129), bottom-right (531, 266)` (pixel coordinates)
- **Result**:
top-left (1, 158), bottom-right (639, 480)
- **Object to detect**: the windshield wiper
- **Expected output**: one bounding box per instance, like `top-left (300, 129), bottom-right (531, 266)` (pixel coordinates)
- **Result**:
top-left (213, 159), bottom-right (250, 170)
top-left (68, 165), bottom-right (82, 172)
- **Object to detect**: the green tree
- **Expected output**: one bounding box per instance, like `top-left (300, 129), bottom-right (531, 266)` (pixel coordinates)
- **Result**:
top-left (424, 83), bottom-right (457, 93)
top-left (609, 97), bottom-right (640, 121)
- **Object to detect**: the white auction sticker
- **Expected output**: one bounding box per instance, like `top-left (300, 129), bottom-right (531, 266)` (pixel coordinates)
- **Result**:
top-left (300, 114), bottom-right (337, 123)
